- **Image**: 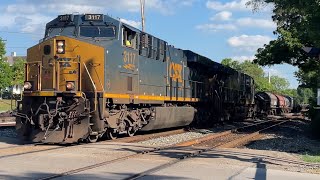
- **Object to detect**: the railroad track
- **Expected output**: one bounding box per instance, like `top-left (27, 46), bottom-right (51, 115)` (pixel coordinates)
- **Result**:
top-left (0, 110), bottom-right (15, 127)
top-left (0, 117), bottom-right (289, 160)
top-left (0, 128), bottom-right (187, 159)
top-left (38, 119), bottom-right (292, 180)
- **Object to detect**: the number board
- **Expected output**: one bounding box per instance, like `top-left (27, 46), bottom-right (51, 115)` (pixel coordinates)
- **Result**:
top-left (58, 15), bottom-right (72, 22)
top-left (85, 14), bottom-right (103, 21)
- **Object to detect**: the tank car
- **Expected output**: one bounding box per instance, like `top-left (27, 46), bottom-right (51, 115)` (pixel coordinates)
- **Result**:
top-left (15, 14), bottom-right (255, 143)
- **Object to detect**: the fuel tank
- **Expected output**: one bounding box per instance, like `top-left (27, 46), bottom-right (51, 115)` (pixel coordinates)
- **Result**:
top-left (141, 107), bottom-right (195, 131)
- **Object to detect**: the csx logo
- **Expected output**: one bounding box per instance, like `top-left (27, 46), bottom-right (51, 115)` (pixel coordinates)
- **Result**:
top-left (169, 62), bottom-right (183, 82)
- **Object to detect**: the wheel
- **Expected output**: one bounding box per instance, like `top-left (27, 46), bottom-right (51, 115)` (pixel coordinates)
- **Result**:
top-left (87, 135), bottom-right (98, 143)
top-left (127, 126), bottom-right (136, 137)
top-left (106, 129), bottom-right (118, 140)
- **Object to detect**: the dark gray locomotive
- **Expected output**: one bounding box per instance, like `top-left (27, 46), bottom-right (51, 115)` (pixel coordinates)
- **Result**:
top-left (16, 14), bottom-right (255, 143)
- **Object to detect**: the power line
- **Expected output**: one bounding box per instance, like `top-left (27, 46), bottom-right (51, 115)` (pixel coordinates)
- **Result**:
top-left (0, 30), bottom-right (42, 35)
top-left (6, 47), bottom-right (29, 49)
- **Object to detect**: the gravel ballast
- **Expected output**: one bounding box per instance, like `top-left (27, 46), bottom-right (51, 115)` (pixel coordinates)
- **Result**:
top-left (137, 131), bottom-right (212, 146)
top-left (0, 127), bottom-right (17, 138)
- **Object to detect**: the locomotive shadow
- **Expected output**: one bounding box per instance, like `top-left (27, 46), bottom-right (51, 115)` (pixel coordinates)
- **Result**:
top-left (0, 135), bottom-right (26, 145)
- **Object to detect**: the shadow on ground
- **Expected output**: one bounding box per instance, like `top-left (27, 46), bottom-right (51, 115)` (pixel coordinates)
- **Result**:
top-left (243, 120), bottom-right (320, 156)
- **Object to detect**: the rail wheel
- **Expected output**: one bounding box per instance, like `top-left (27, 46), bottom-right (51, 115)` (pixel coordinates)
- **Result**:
top-left (106, 129), bottom-right (118, 140)
top-left (87, 135), bottom-right (98, 143)
top-left (127, 126), bottom-right (136, 137)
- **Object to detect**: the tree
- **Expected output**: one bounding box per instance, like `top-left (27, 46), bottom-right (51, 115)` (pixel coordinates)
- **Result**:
top-left (247, 0), bottom-right (320, 90)
top-left (0, 38), bottom-right (11, 92)
top-left (11, 57), bottom-right (26, 85)
top-left (221, 58), bottom-right (291, 93)
top-left (221, 58), bottom-right (241, 70)
top-left (270, 76), bottom-right (290, 92)
top-left (0, 38), bottom-right (5, 60)
top-left (0, 59), bottom-right (12, 91)
top-left (247, 1), bottom-right (320, 137)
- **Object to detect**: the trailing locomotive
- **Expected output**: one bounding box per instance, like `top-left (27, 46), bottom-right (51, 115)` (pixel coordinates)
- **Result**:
top-left (15, 14), bottom-right (255, 143)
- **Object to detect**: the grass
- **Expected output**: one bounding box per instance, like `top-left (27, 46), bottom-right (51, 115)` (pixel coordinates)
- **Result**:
top-left (0, 99), bottom-right (16, 112)
top-left (302, 154), bottom-right (320, 163)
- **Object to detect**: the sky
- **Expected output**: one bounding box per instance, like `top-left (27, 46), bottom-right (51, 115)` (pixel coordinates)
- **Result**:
top-left (0, 0), bottom-right (299, 88)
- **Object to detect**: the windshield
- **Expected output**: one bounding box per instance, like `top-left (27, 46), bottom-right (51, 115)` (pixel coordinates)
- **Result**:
top-left (80, 26), bottom-right (116, 38)
top-left (46, 26), bottom-right (76, 38)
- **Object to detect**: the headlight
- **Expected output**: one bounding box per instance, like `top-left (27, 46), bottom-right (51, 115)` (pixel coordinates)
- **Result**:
top-left (57, 47), bottom-right (64, 53)
top-left (23, 82), bottom-right (32, 90)
top-left (66, 81), bottom-right (75, 91)
top-left (57, 41), bottom-right (64, 47)
top-left (56, 40), bottom-right (65, 54)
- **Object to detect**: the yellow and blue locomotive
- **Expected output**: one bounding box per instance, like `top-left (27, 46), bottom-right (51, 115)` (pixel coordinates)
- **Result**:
top-left (16, 14), bottom-right (255, 143)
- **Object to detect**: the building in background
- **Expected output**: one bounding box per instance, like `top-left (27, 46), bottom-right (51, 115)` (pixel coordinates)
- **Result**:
top-left (6, 52), bottom-right (26, 66)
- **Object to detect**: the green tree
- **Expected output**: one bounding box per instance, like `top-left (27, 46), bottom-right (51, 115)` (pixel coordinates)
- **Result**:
top-left (221, 59), bottom-right (290, 93)
top-left (0, 38), bottom-right (12, 92)
top-left (247, 0), bottom-right (320, 89)
top-left (270, 76), bottom-right (290, 92)
top-left (11, 57), bottom-right (26, 85)
top-left (247, 0), bottom-right (320, 137)
top-left (0, 38), bottom-right (5, 60)
top-left (221, 58), bottom-right (241, 70)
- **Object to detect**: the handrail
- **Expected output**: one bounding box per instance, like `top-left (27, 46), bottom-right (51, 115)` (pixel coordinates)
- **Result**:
top-left (88, 63), bottom-right (105, 92)
top-left (83, 62), bottom-right (97, 112)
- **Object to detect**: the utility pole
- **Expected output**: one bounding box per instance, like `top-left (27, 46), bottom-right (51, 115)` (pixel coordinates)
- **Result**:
top-left (140, 0), bottom-right (146, 32)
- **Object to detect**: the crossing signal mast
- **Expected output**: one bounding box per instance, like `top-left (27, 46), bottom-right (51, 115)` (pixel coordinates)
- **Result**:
top-left (140, 0), bottom-right (146, 32)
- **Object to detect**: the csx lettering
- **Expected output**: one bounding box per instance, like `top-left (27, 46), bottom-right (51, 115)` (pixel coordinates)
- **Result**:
top-left (170, 62), bottom-right (183, 82)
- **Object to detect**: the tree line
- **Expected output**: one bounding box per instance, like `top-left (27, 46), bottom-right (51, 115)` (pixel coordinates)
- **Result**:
top-left (247, 0), bottom-right (320, 137)
top-left (221, 58), bottom-right (313, 105)
top-left (0, 38), bottom-right (25, 96)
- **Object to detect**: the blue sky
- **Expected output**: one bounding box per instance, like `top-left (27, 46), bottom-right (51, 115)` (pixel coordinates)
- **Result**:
top-left (0, 0), bottom-right (299, 88)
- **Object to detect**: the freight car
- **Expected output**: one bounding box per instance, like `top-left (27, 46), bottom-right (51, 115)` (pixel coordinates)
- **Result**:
top-left (255, 92), bottom-right (294, 116)
top-left (15, 14), bottom-right (255, 143)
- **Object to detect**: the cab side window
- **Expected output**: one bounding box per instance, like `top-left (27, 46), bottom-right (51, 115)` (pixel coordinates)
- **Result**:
top-left (123, 27), bottom-right (137, 49)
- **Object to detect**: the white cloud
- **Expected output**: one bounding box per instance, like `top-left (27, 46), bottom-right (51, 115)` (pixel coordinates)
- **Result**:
top-left (236, 17), bottom-right (276, 29)
top-left (196, 23), bottom-right (237, 32)
top-left (0, 0), bottom-right (198, 35)
top-left (120, 19), bottom-right (142, 29)
top-left (6, 4), bottom-right (37, 14)
top-left (206, 0), bottom-right (250, 11)
top-left (210, 11), bottom-right (232, 21)
top-left (29, 0), bottom-right (195, 15)
top-left (228, 35), bottom-right (272, 52)
top-left (232, 55), bottom-right (255, 62)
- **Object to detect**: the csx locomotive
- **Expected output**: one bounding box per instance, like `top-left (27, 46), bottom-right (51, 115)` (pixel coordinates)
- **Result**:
top-left (16, 14), bottom-right (255, 143)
